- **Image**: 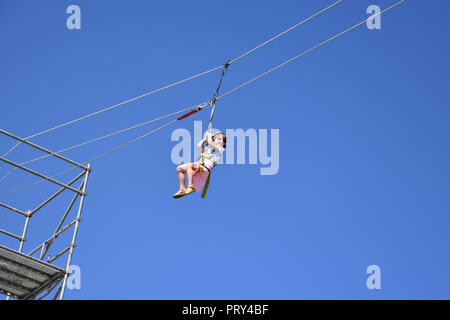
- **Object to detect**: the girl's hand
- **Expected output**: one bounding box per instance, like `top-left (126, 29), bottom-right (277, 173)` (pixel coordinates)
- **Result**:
top-left (197, 133), bottom-right (208, 150)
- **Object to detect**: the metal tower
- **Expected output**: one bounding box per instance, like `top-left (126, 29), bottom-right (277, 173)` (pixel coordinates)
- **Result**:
top-left (0, 129), bottom-right (91, 300)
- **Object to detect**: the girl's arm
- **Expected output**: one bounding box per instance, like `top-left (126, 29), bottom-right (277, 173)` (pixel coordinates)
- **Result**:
top-left (196, 132), bottom-right (209, 150)
top-left (206, 132), bottom-right (214, 147)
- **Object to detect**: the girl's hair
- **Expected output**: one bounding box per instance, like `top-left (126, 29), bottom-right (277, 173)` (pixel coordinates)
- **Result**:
top-left (213, 133), bottom-right (227, 149)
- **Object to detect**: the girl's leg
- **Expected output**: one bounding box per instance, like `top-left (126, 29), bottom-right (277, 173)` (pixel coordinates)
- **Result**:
top-left (176, 164), bottom-right (186, 190)
top-left (186, 163), bottom-right (197, 188)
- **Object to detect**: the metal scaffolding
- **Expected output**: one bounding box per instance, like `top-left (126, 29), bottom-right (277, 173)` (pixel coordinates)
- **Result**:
top-left (0, 129), bottom-right (91, 300)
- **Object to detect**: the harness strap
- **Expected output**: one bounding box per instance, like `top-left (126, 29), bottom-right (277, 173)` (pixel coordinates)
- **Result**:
top-left (199, 153), bottom-right (216, 167)
top-left (198, 153), bottom-right (215, 198)
top-left (201, 174), bottom-right (211, 199)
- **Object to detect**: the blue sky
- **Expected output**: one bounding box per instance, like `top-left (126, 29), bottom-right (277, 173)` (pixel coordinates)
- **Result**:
top-left (1, 0), bottom-right (449, 299)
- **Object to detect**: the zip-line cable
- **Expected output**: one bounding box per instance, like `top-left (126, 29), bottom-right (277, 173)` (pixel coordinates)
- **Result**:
top-left (0, 114), bottom-right (195, 198)
top-left (1, 65), bottom-right (223, 158)
top-left (0, 0), bottom-right (406, 198)
top-left (0, 166), bottom-right (79, 198)
top-left (217, 0), bottom-right (406, 101)
top-left (229, 0), bottom-right (344, 64)
top-left (0, 103), bottom-right (204, 184)
top-left (1, 0), bottom-right (343, 159)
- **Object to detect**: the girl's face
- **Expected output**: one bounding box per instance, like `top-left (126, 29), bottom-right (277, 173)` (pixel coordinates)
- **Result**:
top-left (213, 134), bottom-right (225, 147)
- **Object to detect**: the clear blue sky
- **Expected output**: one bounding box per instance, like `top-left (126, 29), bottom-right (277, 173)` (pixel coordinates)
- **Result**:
top-left (1, 0), bottom-right (449, 299)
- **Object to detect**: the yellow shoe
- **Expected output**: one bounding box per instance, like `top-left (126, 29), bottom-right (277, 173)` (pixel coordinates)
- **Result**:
top-left (172, 188), bottom-right (186, 199)
top-left (184, 185), bottom-right (195, 195)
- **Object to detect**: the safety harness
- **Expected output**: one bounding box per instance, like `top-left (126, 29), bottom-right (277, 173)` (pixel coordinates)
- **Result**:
top-left (198, 152), bottom-right (216, 198)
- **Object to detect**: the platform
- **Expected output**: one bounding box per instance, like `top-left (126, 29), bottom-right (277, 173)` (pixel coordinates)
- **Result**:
top-left (0, 245), bottom-right (66, 300)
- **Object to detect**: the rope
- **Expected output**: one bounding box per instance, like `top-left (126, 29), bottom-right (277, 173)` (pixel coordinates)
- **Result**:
top-left (2, 0), bottom-right (343, 159)
top-left (207, 103), bottom-right (216, 134)
top-left (229, 0), bottom-right (344, 64)
top-left (217, 0), bottom-right (406, 102)
top-left (85, 119), bottom-right (178, 163)
top-left (0, 107), bottom-right (211, 198)
top-left (0, 104), bottom-right (202, 184)
top-left (1, 65), bottom-right (224, 158)
top-left (207, 61), bottom-right (230, 132)
top-left (0, 167), bottom-right (79, 198)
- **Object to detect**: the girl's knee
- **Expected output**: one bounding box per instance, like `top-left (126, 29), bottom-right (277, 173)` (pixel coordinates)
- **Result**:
top-left (177, 164), bottom-right (186, 173)
top-left (187, 163), bottom-right (199, 173)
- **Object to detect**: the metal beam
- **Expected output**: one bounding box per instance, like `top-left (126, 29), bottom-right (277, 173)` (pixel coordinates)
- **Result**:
top-left (28, 243), bottom-right (45, 257)
top-left (59, 163), bottom-right (90, 300)
top-left (0, 129), bottom-right (88, 171)
top-left (18, 215), bottom-right (30, 253)
top-left (47, 246), bottom-right (70, 264)
top-left (0, 133), bottom-right (93, 300)
top-left (0, 202), bottom-right (28, 217)
top-left (0, 229), bottom-right (23, 241)
top-left (21, 273), bottom-right (64, 300)
top-left (0, 157), bottom-right (85, 196)
top-left (40, 179), bottom-right (84, 259)
top-left (28, 218), bottom-right (79, 258)
top-left (30, 171), bottom-right (85, 217)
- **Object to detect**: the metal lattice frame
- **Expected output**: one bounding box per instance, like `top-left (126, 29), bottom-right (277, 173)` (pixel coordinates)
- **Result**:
top-left (0, 129), bottom-right (91, 300)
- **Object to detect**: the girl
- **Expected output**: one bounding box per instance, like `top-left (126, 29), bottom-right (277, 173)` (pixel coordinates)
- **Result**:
top-left (173, 131), bottom-right (226, 198)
